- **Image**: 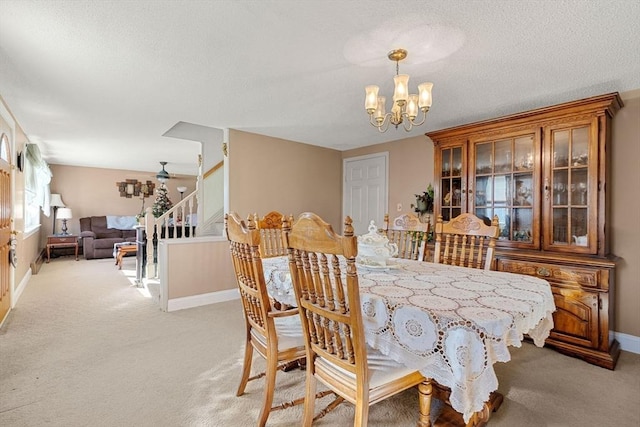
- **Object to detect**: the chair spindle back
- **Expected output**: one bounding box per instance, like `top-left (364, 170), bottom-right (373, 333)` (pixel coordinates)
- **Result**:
top-left (433, 213), bottom-right (500, 270)
top-left (383, 212), bottom-right (431, 261)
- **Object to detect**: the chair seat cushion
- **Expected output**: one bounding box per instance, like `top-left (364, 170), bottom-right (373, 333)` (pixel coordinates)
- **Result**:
top-left (251, 314), bottom-right (305, 351)
top-left (316, 346), bottom-right (419, 390)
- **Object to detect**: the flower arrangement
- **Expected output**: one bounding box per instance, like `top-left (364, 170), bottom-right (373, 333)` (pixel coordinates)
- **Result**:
top-left (413, 183), bottom-right (434, 214)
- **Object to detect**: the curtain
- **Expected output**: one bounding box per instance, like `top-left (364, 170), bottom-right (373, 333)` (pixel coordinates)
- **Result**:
top-left (25, 143), bottom-right (53, 216)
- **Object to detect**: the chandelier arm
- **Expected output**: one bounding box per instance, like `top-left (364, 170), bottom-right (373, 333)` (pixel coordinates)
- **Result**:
top-left (401, 115), bottom-right (413, 132)
top-left (408, 110), bottom-right (428, 127)
top-left (369, 114), bottom-right (384, 128)
top-left (371, 113), bottom-right (392, 132)
top-left (369, 112), bottom-right (394, 131)
top-left (378, 119), bottom-right (391, 133)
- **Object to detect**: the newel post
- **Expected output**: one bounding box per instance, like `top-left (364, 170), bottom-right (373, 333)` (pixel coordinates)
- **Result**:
top-left (144, 207), bottom-right (156, 278)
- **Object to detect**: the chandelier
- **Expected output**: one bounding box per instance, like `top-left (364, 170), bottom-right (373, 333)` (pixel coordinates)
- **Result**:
top-left (365, 49), bottom-right (433, 132)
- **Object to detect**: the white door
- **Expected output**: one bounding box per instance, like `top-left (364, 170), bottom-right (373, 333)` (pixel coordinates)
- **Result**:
top-left (342, 153), bottom-right (388, 235)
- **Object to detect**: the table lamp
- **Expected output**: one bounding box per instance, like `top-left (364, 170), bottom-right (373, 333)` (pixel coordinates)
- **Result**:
top-left (50, 193), bottom-right (66, 235)
top-left (57, 208), bottom-right (73, 235)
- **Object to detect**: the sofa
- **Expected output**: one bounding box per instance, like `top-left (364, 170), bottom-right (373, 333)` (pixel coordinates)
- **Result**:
top-left (79, 216), bottom-right (137, 259)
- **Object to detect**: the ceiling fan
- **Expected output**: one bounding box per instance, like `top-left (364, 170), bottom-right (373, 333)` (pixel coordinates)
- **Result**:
top-left (156, 161), bottom-right (170, 183)
top-left (152, 161), bottom-right (195, 182)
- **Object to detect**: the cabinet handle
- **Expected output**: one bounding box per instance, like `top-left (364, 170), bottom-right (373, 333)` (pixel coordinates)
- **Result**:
top-left (537, 267), bottom-right (551, 277)
top-left (544, 178), bottom-right (550, 200)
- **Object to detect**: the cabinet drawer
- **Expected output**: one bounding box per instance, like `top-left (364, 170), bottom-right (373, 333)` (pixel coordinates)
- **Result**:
top-left (498, 259), bottom-right (600, 288)
top-left (49, 236), bottom-right (77, 244)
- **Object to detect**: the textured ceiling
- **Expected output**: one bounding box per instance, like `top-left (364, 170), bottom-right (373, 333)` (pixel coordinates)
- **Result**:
top-left (1, 0), bottom-right (639, 177)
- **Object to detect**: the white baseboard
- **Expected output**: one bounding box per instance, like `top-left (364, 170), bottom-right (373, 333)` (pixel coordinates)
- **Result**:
top-left (1, 268), bottom-right (32, 328)
top-left (12, 268), bottom-right (32, 308)
top-left (615, 331), bottom-right (640, 354)
top-left (166, 288), bottom-right (239, 312)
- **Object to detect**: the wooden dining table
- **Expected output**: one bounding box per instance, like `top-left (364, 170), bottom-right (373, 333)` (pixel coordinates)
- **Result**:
top-left (262, 256), bottom-right (556, 425)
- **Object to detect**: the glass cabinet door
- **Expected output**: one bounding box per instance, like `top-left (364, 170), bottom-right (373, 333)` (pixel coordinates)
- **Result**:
top-left (438, 144), bottom-right (464, 221)
top-left (470, 131), bottom-right (540, 248)
top-left (546, 122), bottom-right (596, 253)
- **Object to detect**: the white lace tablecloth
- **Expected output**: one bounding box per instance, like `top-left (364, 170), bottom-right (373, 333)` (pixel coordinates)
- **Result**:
top-left (262, 256), bottom-right (555, 423)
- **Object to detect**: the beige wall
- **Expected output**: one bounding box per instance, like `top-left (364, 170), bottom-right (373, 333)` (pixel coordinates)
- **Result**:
top-left (161, 129), bottom-right (344, 305)
top-left (611, 89), bottom-right (640, 337)
top-left (164, 239), bottom-right (236, 299)
top-left (48, 164), bottom-right (196, 242)
top-left (342, 135), bottom-right (435, 219)
top-left (228, 129), bottom-right (343, 228)
top-left (13, 124), bottom-right (37, 282)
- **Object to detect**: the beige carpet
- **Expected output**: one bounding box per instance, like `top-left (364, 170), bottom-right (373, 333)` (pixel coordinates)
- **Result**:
top-left (1, 257), bottom-right (639, 426)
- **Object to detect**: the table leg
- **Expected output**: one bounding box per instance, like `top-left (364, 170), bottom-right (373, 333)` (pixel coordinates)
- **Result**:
top-left (75, 243), bottom-right (79, 261)
top-left (431, 383), bottom-right (503, 427)
top-left (46, 245), bottom-right (51, 263)
top-left (417, 378), bottom-right (433, 427)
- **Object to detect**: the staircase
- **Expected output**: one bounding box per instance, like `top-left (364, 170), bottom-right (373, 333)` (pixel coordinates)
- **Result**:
top-left (142, 161), bottom-right (225, 278)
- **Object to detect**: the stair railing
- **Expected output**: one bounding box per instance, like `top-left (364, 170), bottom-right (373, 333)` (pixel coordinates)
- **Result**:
top-left (143, 190), bottom-right (197, 277)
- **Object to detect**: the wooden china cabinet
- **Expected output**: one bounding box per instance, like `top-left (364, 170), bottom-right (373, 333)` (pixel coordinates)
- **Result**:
top-left (427, 93), bottom-right (622, 369)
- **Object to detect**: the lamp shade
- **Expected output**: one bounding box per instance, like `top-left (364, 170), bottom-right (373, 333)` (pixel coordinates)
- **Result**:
top-left (418, 82), bottom-right (433, 108)
top-left (50, 193), bottom-right (66, 208)
top-left (57, 208), bottom-right (73, 220)
top-left (392, 74), bottom-right (409, 103)
top-left (364, 85), bottom-right (379, 112)
top-left (176, 186), bottom-right (187, 193)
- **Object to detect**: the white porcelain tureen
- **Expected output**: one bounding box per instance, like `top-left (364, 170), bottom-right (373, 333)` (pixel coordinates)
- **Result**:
top-left (357, 220), bottom-right (398, 267)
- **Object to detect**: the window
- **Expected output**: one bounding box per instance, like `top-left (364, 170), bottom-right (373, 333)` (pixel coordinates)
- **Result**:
top-left (24, 144), bottom-right (52, 231)
top-left (0, 133), bottom-right (8, 162)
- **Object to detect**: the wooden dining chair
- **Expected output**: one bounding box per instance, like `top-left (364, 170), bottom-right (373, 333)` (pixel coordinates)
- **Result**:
top-left (282, 212), bottom-right (432, 427)
top-left (383, 212), bottom-right (431, 261)
top-left (225, 212), bottom-right (309, 427)
top-left (433, 213), bottom-right (500, 270)
top-left (254, 210), bottom-right (287, 258)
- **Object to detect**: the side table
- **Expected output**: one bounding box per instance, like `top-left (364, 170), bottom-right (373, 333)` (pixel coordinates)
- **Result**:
top-left (46, 235), bottom-right (79, 263)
